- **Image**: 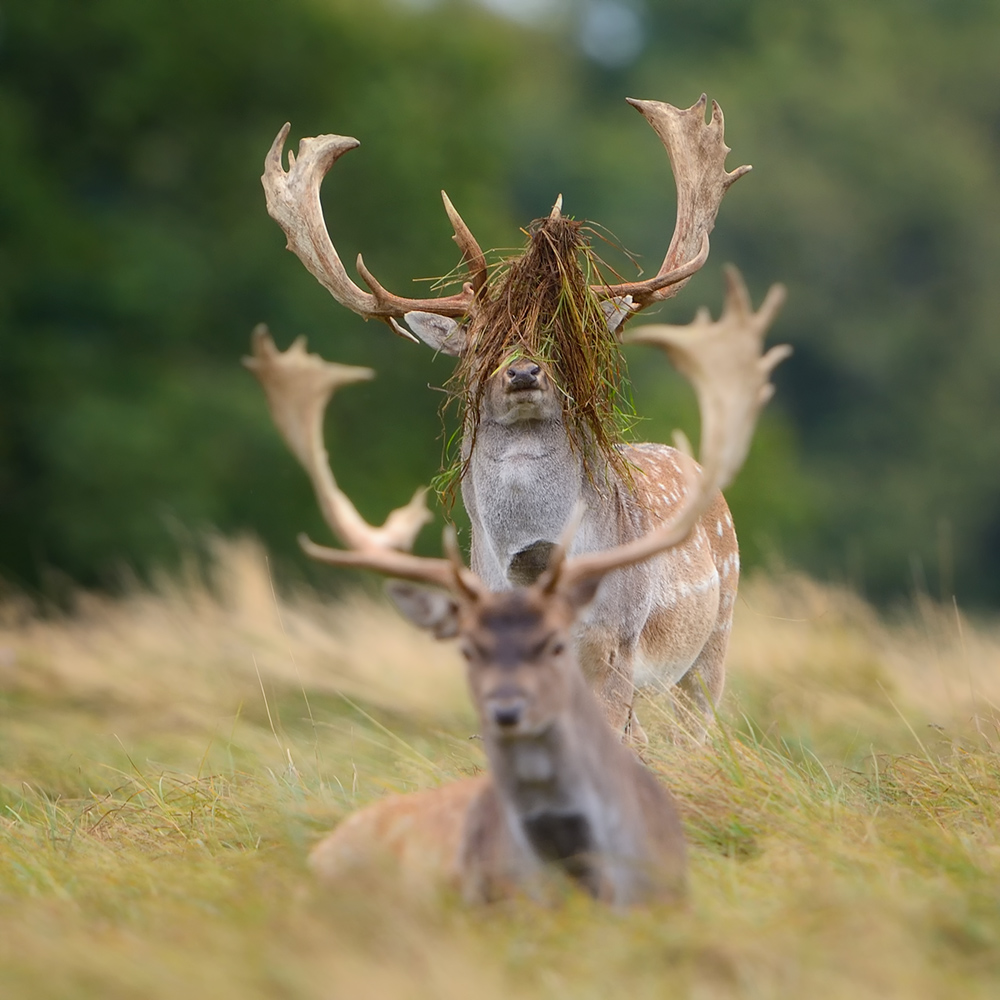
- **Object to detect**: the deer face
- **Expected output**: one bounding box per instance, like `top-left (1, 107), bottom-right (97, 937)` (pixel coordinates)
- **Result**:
top-left (459, 590), bottom-right (575, 738)
top-left (481, 355), bottom-right (562, 426)
top-left (399, 314), bottom-right (563, 426)
top-left (385, 579), bottom-right (601, 738)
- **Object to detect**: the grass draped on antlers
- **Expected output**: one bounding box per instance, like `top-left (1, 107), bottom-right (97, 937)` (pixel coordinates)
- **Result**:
top-left (435, 215), bottom-right (636, 506)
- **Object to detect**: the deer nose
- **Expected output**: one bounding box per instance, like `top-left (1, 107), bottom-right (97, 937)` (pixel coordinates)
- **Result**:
top-left (492, 702), bottom-right (524, 728)
top-left (506, 364), bottom-right (541, 390)
top-left (488, 687), bottom-right (527, 729)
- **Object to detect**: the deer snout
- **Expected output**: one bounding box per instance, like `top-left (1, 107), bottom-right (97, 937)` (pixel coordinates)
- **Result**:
top-left (492, 703), bottom-right (524, 728)
top-left (505, 361), bottom-right (542, 392)
top-left (485, 686), bottom-right (528, 730)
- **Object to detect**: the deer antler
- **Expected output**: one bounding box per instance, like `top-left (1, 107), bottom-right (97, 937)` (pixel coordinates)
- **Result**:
top-left (595, 96), bottom-right (751, 323)
top-left (262, 124), bottom-right (484, 327)
top-left (264, 101), bottom-right (744, 334)
top-left (553, 266), bottom-right (789, 587)
top-left (243, 324), bottom-right (431, 552)
top-left (442, 190), bottom-right (489, 294)
top-left (244, 324), bottom-right (481, 592)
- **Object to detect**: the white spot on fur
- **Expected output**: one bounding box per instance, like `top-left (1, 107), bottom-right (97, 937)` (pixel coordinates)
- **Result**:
top-left (716, 520), bottom-right (723, 537)
top-left (675, 569), bottom-right (720, 600)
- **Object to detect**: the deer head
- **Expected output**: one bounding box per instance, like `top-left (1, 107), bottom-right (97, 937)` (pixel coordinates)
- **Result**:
top-left (389, 579), bottom-right (597, 738)
top-left (471, 354), bottom-right (562, 427)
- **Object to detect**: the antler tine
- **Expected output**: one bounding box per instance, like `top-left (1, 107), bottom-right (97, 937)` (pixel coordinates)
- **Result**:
top-left (243, 324), bottom-right (433, 555)
top-left (355, 253), bottom-right (477, 321)
top-left (595, 96), bottom-right (751, 319)
top-left (441, 191), bottom-right (488, 293)
top-left (443, 524), bottom-right (485, 598)
top-left (561, 267), bottom-right (789, 586)
top-left (537, 500), bottom-right (587, 593)
top-left (298, 534), bottom-right (462, 591)
top-left (263, 125), bottom-right (377, 318)
top-left (628, 266), bottom-right (790, 492)
top-left (262, 124), bottom-right (478, 322)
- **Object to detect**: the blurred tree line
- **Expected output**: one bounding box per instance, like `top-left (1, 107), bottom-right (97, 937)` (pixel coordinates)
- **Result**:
top-left (1, 0), bottom-right (998, 605)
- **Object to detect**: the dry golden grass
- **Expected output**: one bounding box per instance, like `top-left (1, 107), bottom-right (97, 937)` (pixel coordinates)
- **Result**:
top-left (2, 539), bottom-right (1000, 998)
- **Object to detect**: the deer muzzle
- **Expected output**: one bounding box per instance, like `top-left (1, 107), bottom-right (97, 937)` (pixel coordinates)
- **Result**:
top-left (484, 684), bottom-right (529, 731)
top-left (505, 362), bottom-right (542, 392)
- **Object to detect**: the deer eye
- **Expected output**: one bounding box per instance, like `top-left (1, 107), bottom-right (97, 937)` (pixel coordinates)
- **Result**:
top-left (530, 636), bottom-right (562, 659)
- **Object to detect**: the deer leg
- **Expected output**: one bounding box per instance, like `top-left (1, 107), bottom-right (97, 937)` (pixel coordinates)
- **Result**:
top-left (595, 653), bottom-right (634, 737)
top-left (625, 706), bottom-right (649, 746)
top-left (672, 619), bottom-right (730, 742)
top-left (577, 628), bottom-right (640, 739)
top-left (460, 781), bottom-right (537, 903)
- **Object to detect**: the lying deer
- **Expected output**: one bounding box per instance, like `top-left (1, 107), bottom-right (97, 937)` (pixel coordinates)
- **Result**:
top-left (261, 96), bottom-right (785, 739)
top-left (244, 272), bottom-right (788, 905)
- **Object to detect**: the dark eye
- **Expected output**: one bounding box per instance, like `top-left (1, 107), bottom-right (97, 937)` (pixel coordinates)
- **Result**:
top-left (460, 646), bottom-right (474, 661)
top-left (551, 642), bottom-right (565, 656)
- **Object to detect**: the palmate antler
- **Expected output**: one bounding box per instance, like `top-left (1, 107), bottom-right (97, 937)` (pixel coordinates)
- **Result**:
top-left (248, 269), bottom-right (788, 599)
top-left (243, 326), bottom-right (431, 553)
top-left (596, 96), bottom-right (751, 318)
top-left (243, 324), bottom-right (478, 593)
top-left (262, 125), bottom-right (485, 331)
top-left (262, 95), bottom-right (748, 338)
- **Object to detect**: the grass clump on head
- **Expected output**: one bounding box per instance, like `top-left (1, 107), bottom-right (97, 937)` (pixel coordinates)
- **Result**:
top-left (438, 213), bottom-right (635, 504)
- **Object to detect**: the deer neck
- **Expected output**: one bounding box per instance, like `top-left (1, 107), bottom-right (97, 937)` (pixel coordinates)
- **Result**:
top-left (483, 671), bottom-right (633, 869)
top-left (465, 413), bottom-right (625, 588)
top-left (471, 410), bottom-right (575, 467)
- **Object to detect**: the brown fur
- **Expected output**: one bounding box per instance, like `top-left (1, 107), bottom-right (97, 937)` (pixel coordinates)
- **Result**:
top-left (309, 776), bottom-right (486, 894)
top-left (626, 445), bottom-right (738, 732)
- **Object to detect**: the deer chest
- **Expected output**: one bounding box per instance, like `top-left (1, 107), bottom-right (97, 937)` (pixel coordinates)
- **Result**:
top-left (522, 810), bottom-right (595, 886)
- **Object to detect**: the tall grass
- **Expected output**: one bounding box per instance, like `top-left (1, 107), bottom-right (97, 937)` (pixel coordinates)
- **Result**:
top-left (2, 539), bottom-right (999, 998)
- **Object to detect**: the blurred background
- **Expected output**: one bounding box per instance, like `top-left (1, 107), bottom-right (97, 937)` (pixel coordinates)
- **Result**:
top-left (1, 0), bottom-right (998, 606)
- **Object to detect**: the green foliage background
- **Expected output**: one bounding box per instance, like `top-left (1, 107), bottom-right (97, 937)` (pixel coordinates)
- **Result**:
top-left (1, 0), bottom-right (998, 603)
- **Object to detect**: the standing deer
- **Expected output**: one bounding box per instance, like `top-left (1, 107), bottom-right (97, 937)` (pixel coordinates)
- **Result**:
top-left (244, 269), bottom-right (788, 905)
top-left (261, 96), bottom-right (787, 738)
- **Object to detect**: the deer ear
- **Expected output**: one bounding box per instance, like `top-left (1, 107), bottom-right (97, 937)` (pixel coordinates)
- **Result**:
top-left (560, 574), bottom-right (603, 615)
top-left (384, 580), bottom-right (461, 639)
top-left (403, 312), bottom-right (468, 357)
top-left (601, 295), bottom-right (634, 335)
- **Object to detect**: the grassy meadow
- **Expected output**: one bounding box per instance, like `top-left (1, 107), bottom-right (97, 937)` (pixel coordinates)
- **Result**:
top-left (2, 538), bottom-right (1000, 998)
